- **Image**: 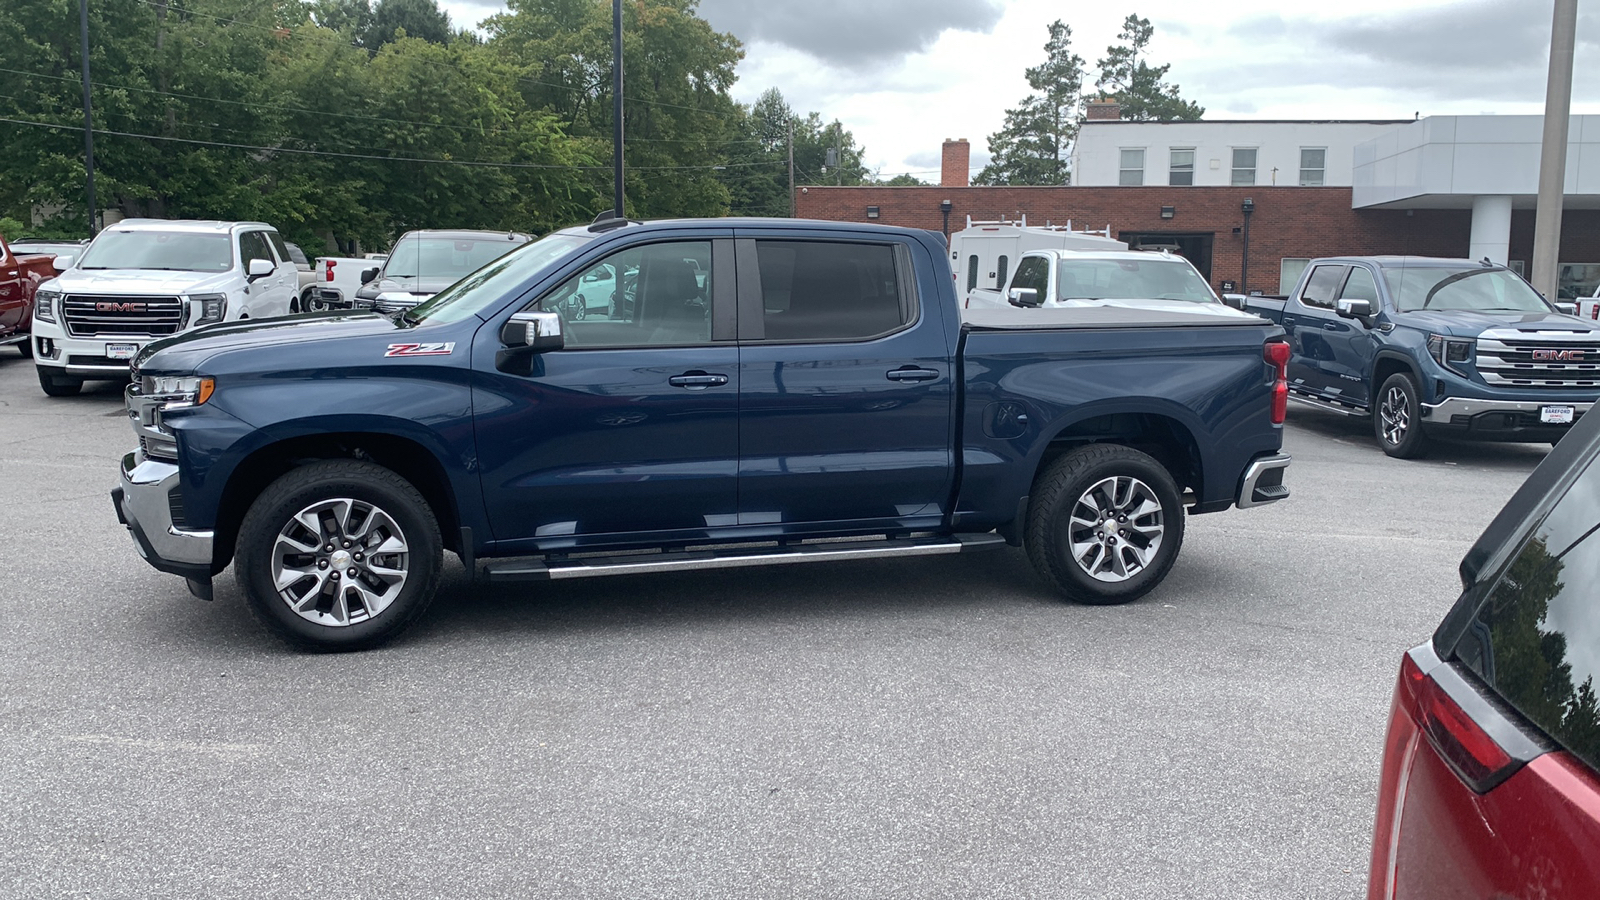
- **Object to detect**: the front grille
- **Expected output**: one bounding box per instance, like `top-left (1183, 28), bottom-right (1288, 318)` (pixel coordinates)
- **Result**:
top-left (1476, 330), bottom-right (1600, 387)
top-left (63, 294), bottom-right (183, 337)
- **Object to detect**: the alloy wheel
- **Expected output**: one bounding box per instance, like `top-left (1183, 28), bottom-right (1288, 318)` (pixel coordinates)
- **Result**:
top-left (270, 498), bottom-right (410, 626)
top-left (1066, 475), bottom-right (1165, 582)
top-left (1380, 385), bottom-right (1410, 445)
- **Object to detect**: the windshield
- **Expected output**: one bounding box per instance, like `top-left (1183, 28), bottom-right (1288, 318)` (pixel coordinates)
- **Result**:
top-left (382, 235), bottom-right (526, 280)
top-left (1057, 258), bottom-right (1217, 303)
top-left (406, 232), bottom-right (592, 324)
top-left (77, 231), bottom-right (233, 272)
top-left (1385, 267), bottom-right (1552, 313)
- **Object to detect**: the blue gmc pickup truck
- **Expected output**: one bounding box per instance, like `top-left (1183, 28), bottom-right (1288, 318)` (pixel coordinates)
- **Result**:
top-left (113, 218), bottom-right (1292, 650)
top-left (1242, 256), bottom-right (1600, 459)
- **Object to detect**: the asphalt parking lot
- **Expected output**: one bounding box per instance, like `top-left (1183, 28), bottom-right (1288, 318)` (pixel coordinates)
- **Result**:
top-left (0, 350), bottom-right (1552, 899)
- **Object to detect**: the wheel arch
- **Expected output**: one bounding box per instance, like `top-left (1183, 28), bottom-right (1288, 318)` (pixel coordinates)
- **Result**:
top-left (1031, 403), bottom-right (1206, 499)
top-left (212, 431), bottom-right (463, 572)
top-left (1372, 351), bottom-right (1421, 406)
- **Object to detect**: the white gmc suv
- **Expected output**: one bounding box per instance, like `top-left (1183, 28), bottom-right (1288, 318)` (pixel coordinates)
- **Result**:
top-left (32, 219), bottom-right (300, 396)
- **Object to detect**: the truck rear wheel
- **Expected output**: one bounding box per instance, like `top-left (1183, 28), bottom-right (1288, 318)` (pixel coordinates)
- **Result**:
top-left (1025, 444), bottom-right (1185, 605)
top-left (1375, 372), bottom-right (1429, 459)
top-left (234, 460), bottom-right (442, 651)
top-left (37, 367), bottom-right (82, 396)
top-left (16, 338), bottom-right (32, 358)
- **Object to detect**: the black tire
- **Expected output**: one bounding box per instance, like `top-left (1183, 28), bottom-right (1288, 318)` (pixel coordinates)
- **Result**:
top-left (1374, 372), bottom-right (1429, 459)
top-left (37, 367), bottom-right (82, 397)
top-left (1025, 444), bottom-right (1186, 606)
top-left (17, 338), bottom-right (33, 358)
top-left (234, 460), bottom-right (442, 651)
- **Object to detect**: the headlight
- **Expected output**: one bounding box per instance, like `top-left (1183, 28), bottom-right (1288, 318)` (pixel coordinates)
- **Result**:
top-left (189, 293), bottom-right (228, 326)
top-left (34, 289), bottom-right (60, 323)
top-left (141, 374), bottom-right (215, 408)
top-left (1427, 334), bottom-right (1474, 372)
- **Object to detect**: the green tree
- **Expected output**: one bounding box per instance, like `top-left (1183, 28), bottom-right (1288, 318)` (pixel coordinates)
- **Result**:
top-left (365, 0), bottom-right (452, 48)
top-left (880, 173), bottom-right (928, 186)
top-left (1094, 14), bottom-right (1203, 122)
top-left (974, 20), bottom-right (1082, 186)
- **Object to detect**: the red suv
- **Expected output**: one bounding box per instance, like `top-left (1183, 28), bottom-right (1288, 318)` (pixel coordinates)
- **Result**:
top-left (1368, 414), bottom-right (1600, 897)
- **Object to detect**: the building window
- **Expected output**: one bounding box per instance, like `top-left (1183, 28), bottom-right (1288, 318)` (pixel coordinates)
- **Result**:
top-left (1119, 148), bottom-right (1144, 186)
top-left (1169, 148), bottom-right (1195, 186)
top-left (1231, 148), bottom-right (1257, 186)
top-left (1279, 258), bottom-right (1310, 296)
top-left (1299, 148), bottom-right (1326, 186)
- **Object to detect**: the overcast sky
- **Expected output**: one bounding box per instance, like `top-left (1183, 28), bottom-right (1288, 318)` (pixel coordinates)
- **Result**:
top-left (441, 0), bottom-right (1600, 179)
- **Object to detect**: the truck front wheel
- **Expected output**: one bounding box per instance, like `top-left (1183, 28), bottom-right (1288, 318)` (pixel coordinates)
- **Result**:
top-left (1026, 444), bottom-right (1185, 605)
top-left (234, 460), bottom-right (443, 651)
top-left (37, 367), bottom-right (82, 396)
top-left (1375, 373), bottom-right (1430, 459)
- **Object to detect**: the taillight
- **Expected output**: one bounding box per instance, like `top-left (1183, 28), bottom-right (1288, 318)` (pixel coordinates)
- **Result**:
top-left (1398, 653), bottom-right (1517, 792)
top-left (325, 259), bottom-right (336, 282)
top-left (1264, 340), bottom-right (1290, 425)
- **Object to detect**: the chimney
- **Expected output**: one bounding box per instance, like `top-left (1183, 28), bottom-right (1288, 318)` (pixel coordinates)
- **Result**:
top-left (1085, 98), bottom-right (1121, 121)
top-left (941, 138), bottom-right (970, 188)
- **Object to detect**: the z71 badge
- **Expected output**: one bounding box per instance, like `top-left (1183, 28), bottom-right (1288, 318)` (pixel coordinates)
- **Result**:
top-left (385, 342), bottom-right (456, 358)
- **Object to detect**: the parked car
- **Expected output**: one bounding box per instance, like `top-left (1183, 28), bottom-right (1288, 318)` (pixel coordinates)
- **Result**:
top-left (111, 217), bottom-right (1292, 650)
top-left (966, 248), bottom-right (1251, 319)
top-left (9, 238), bottom-right (89, 259)
top-left (308, 255), bottom-right (374, 311)
top-left (355, 229), bottom-right (532, 313)
top-left (283, 241), bottom-right (320, 309)
top-left (948, 216), bottom-right (1125, 308)
top-left (31, 219), bottom-right (299, 396)
top-left (0, 234), bottom-right (59, 357)
top-left (1366, 403), bottom-right (1600, 899)
top-left (1241, 256), bottom-right (1600, 458)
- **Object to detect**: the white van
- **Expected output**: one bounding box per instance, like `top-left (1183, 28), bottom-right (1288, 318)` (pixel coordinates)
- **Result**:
top-left (31, 219), bottom-right (300, 396)
top-left (947, 216), bottom-right (1127, 308)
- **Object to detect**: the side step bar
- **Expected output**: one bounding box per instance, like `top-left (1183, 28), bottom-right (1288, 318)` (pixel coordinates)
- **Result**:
top-left (1288, 392), bottom-right (1368, 417)
top-left (484, 533), bottom-right (1009, 583)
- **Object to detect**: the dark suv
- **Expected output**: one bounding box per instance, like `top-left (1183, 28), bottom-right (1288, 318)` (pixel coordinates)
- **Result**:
top-left (1368, 408), bottom-right (1600, 896)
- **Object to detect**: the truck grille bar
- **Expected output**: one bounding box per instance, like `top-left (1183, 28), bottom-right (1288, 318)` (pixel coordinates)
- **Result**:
top-left (1476, 330), bottom-right (1600, 388)
top-left (63, 295), bottom-right (184, 337)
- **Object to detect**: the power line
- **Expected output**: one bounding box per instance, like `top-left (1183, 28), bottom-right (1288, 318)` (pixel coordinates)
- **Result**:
top-left (0, 115), bottom-right (780, 171)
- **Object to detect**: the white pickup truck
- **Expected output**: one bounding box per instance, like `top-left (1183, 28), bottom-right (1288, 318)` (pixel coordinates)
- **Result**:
top-left (31, 219), bottom-right (299, 396)
top-left (307, 254), bottom-right (386, 311)
top-left (965, 248), bottom-right (1254, 319)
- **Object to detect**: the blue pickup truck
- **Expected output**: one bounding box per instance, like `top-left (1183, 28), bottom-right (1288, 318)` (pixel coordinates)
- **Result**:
top-left (112, 218), bottom-right (1292, 650)
top-left (1242, 256), bottom-right (1600, 458)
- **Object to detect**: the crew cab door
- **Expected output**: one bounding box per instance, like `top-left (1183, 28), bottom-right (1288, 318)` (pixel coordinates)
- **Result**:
top-left (238, 230), bottom-right (294, 316)
top-left (733, 232), bottom-right (954, 531)
top-left (1319, 265), bottom-right (1381, 407)
top-left (1284, 263), bottom-right (1349, 398)
top-left (473, 235), bottom-right (740, 550)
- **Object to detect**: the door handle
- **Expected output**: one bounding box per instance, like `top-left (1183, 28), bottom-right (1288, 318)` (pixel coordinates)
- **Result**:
top-left (886, 366), bottom-right (940, 382)
top-left (1323, 322), bottom-right (1340, 331)
top-left (668, 371), bottom-right (728, 389)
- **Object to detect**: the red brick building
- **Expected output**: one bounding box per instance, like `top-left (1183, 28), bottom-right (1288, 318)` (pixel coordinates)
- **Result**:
top-left (795, 139), bottom-right (1600, 297)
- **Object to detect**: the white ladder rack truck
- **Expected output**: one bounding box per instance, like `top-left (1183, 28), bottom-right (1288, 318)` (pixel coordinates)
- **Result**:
top-left (948, 215), bottom-right (1127, 308)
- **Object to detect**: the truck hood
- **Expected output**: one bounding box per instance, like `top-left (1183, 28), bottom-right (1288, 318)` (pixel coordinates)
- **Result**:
top-left (43, 268), bottom-right (239, 296)
top-left (1043, 297), bottom-right (1258, 319)
top-left (1390, 309), bottom-right (1600, 338)
top-left (135, 311), bottom-right (406, 373)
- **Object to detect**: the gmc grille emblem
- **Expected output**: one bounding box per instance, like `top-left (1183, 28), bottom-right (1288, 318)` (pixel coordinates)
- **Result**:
top-left (95, 301), bottom-right (147, 312)
top-left (1532, 349), bottom-right (1585, 362)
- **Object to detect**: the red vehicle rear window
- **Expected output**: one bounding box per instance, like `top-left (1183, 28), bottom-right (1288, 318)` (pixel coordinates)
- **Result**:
top-left (1454, 454), bottom-right (1600, 772)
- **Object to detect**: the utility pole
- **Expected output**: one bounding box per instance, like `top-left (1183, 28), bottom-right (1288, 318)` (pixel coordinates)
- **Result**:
top-left (1532, 0), bottom-right (1577, 302)
top-left (611, 0), bottom-right (624, 219)
top-left (787, 115), bottom-right (795, 218)
top-left (79, 0), bottom-right (97, 236)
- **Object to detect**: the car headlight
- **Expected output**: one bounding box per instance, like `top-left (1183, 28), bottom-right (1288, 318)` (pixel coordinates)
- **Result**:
top-left (141, 374), bottom-right (215, 408)
top-left (189, 293), bottom-right (228, 326)
top-left (34, 289), bottom-right (60, 323)
top-left (1427, 334), bottom-right (1474, 373)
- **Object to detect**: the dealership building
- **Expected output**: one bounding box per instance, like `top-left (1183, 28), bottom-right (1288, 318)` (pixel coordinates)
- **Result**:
top-left (794, 103), bottom-right (1600, 299)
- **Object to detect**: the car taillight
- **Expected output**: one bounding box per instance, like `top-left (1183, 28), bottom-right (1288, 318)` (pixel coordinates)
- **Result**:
top-left (1265, 340), bottom-right (1289, 425)
top-left (1399, 653), bottom-right (1517, 793)
top-left (325, 259), bottom-right (336, 282)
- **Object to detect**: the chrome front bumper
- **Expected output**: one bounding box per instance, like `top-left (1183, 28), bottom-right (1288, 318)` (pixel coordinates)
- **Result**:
top-left (1236, 453), bottom-right (1292, 509)
top-left (113, 450), bottom-right (214, 574)
top-left (1421, 397), bottom-right (1594, 421)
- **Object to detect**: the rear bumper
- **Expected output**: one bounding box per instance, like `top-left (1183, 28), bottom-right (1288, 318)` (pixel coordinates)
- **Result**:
top-left (1421, 397), bottom-right (1592, 441)
top-left (113, 450), bottom-right (215, 581)
top-left (1236, 452), bottom-right (1291, 509)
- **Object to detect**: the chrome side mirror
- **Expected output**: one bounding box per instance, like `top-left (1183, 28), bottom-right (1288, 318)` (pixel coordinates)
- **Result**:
top-left (1336, 298), bottom-right (1373, 320)
top-left (500, 311), bottom-right (564, 353)
top-left (1007, 287), bottom-right (1041, 308)
top-left (1556, 301), bottom-right (1578, 317)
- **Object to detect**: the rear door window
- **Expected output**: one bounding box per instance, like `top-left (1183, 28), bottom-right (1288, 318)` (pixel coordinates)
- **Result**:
top-left (749, 240), bottom-right (911, 342)
top-left (1454, 453), bottom-right (1600, 770)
